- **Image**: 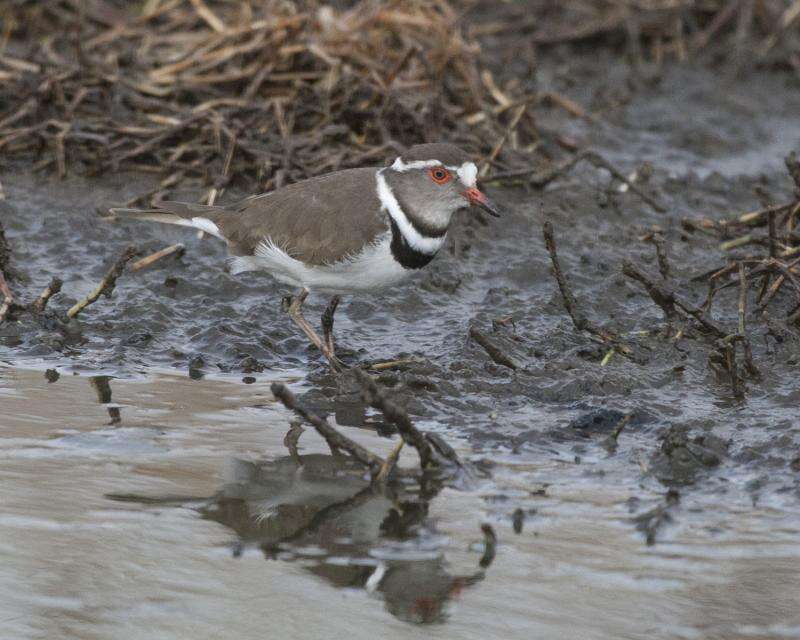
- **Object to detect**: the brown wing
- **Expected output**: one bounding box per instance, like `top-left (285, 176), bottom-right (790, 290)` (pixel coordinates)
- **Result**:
top-left (217, 167), bottom-right (388, 265)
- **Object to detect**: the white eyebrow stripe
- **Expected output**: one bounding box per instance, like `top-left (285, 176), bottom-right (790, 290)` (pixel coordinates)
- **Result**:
top-left (391, 158), bottom-right (444, 171)
top-left (457, 162), bottom-right (477, 187)
top-left (375, 168), bottom-right (447, 254)
top-left (391, 157), bottom-right (478, 187)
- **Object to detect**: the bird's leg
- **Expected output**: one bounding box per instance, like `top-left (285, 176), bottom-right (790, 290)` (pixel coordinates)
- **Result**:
top-left (321, 295), bottom-right (340, 357)
top-left (283, 287), bottom-right (324, 351)
top-left (283, 288), bottom-right (341, 371)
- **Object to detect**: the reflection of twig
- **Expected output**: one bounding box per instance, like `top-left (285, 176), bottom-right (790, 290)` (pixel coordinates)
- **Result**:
top-left (375, 439), bottom-right (405, 484)
top-left (585, 151), bottom-right (666, 213)
top-left (67, 246), bottom-right (139, 319)
top-left (489, 150), bottom-right (588, 186)
top-left (479, 524), bottom-right (497, 569)
top-left (271, 382), bottom-right (384, 477)
top-left (277, 484), bottom-right (379, 547)
top-left (353, 368), bottom-right (436, 471)
top-left (0, 218), bottom-right (13, 281)
top-left (634, 489), bottom-right (679, 545)
top-left (283, 421), bottom-right (305, 466)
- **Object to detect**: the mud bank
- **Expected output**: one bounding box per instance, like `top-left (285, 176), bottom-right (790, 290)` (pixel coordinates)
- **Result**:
top-left (2, 55), bottom-right (800, 638)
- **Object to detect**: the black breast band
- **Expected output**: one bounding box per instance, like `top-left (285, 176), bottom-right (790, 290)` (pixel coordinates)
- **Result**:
top-left (389, 218), bottom-right (438, 269)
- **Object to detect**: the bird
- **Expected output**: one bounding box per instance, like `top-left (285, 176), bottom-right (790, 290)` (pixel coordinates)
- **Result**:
top-left (110, 142), bottom-right (500, 370)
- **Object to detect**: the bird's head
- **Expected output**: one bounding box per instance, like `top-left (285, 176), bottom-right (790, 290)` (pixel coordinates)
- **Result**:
top-left (381, 143), bottom-right (501, 236)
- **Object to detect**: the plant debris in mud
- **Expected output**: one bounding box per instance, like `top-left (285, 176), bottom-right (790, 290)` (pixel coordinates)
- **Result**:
top-left (626, 154), bottom-right (800, 399)
top-left (271, 369), bottom-right (465, 483)
top-left (0, 241), bottom-right (141, 340)
top-left (3, 0), bottom-right (796, 202)
top-left (2, 0), bottom-right (537, 199)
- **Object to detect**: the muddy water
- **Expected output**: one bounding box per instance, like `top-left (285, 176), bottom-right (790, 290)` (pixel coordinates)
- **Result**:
top-left (2, 367), bottom-right (798, 640)
top-left (2, 58), bottom-right (800, 638)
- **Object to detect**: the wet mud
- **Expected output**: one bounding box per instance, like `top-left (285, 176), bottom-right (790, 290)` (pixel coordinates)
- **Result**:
top-left (2, 54), bottom-right (800, 638)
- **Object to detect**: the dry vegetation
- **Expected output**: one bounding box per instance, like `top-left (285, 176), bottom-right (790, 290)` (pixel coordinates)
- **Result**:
top-left (1, 0), bottom-right (798, 205)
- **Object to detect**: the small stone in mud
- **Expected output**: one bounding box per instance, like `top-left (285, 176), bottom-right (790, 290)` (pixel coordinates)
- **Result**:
top-left (123, 332), bottom-right (152, 346)
top-left (512, 508), bottom-right (525, 534)
top-left (791, 457), bottom-right (800, 473)
top-left (570, 408), bottom-right (626, 434)
top-left (188, 355), bottom-right (205, 380)
top-left (238, 354), bottom-right (264, 373)
top-left (651, 424), bottom-right (728, 486)
top-left (242, 376), bottom-right (256, 384)
top-left (405, 375), bottom-right (438, 392)
top-left (44, 368), bottom-right (60, 383)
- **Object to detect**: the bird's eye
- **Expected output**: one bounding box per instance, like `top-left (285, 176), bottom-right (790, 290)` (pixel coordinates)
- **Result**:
top-left (428, 167), bottom-right (451, 184)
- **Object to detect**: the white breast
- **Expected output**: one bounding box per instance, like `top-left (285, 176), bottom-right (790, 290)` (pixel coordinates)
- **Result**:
top-left (228, 232), bottom-right (417, 295)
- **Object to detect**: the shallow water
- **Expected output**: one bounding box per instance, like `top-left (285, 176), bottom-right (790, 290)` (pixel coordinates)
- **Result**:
top-left (2, 58), bottom-right (800, 638)
top-left (2, 367), bottom-right (799, 640)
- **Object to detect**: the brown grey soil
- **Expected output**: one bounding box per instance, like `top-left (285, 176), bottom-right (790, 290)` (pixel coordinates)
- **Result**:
top-left (2, 52), bottom-right (800, 638)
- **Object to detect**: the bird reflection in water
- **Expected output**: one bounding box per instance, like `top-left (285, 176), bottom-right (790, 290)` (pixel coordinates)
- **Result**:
top-left (110, 451), bottom-right (494, 624)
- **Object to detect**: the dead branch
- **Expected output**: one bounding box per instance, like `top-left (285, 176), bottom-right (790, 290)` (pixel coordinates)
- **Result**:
top-left (738, 262), bottom-right (747, 335)
top-left (352, 368), bottom-right (436, 471)
top-left (130, 244), bottom-right (185, 272)
top-left (0, 271), bottom-right (12, 324)
top-left (29, 277), bottom-right (63, 314)
top-left (622, 260), bottom-right (725, 338)
top-left (468, 326), bottom-right (519, 370)
top-left (602, 413), bottom-right (633, 453)
top-left (374, 438), bottom-right (405, 484)
top-left (0, 219), bottom-right (13, 281)
top-left (270, 382), bottom-right (384, 477)
top-left (488, 150), bottom-right (589, 186)
top-left (67, 246), bottom-right (139, 319)
top-left (544, 221), bottom-right (632, 353)
top-left (644, 233), bottom-right (671, 280)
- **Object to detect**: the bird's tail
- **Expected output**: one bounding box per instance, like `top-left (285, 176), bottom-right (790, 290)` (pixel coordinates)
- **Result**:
top-left (108, 201), bottom-right (227, 241)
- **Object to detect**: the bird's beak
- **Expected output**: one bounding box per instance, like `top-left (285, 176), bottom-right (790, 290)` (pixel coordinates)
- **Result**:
top-left (462, 187), bottom-right (501, 217)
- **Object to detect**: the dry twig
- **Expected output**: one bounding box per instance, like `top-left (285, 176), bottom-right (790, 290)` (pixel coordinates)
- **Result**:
top-left (67, 246), bottom-right (139, 319)
top-left (29, 277), bottom-right (63, 314)
top-left (353, 368), bottom-right (436, 470)
top-left (271, 382), bottom-right (384, 477)
top-left (543, 221), bottom-right (632, 354)
top-left (130, 244), bottom-right (185, 272)
top-left (468, 326), bottom-right (519, 370)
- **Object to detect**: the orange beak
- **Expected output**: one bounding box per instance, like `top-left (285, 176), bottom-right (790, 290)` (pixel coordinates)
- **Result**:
top-left (462, 187), bottom-right (501, 217)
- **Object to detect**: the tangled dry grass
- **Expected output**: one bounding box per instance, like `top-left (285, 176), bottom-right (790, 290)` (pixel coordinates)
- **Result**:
top-left (0, 0), bottom-right (518, 203)
top-left (0, 0), bottom-right (798, 204)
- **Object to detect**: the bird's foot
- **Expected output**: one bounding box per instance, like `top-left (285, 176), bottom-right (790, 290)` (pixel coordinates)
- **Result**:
top-left (321, 347), bottom-right (347, 373)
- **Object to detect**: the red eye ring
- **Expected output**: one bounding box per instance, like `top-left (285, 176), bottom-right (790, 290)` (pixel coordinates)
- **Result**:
top-left (428, 166), bottom-right (451, 184)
